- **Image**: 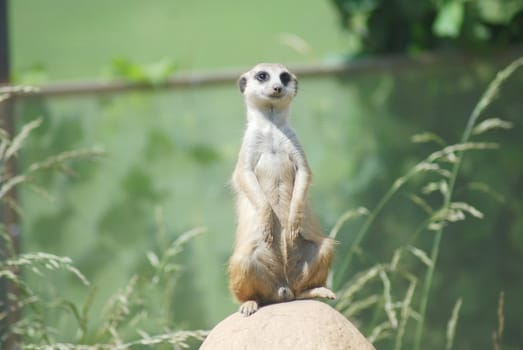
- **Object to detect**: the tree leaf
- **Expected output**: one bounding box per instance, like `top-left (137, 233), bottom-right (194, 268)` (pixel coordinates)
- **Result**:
top-left (477, 0), bottom-right (523, 24)
top-left (433, 1), bottom-right (464, 38)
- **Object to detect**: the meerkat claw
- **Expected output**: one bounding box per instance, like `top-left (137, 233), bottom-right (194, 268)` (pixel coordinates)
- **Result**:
top-left (239, 300), bottom-right (259, 316)
top-left (297, 287), bottom-right (336, 300)
top-left (287, 226), bottom-right (301, 242)
top-left (262, 227), bottom-right (273, 246)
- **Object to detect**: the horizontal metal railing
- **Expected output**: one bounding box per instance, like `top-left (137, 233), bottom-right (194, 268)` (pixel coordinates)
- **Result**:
top-left (3, 48), bottom-right (522, 99)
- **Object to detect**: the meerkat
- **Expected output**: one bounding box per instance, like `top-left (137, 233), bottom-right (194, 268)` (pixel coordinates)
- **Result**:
top-left (228, 63), bottom-right (336, 316)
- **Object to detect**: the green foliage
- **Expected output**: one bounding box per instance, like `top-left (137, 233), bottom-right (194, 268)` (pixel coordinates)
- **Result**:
top-left (111, 57), bottom-right (177, 86)
top-left (332, 56), bottom-right (523, 349)
top-left (0, 222), bottom-right (208, 349)
top-left (0, 90), bottom-right (207, 348)
top-left (12, 64), bottom-right (49, 86)
top-left (330, 0), bottom-right (523, 54)
top-left (8, 56), bottom-right (523, 349)
top-left (10, 0), bottom-right (341, 81)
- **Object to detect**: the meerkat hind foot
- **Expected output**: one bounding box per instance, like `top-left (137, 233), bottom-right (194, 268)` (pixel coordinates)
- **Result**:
top-left (296, 287), bottom-right (336, 300)
top-left (239, 300), bottom-right (259, 316)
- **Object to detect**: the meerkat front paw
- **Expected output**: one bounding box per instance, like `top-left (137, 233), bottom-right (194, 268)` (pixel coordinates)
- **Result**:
top-left (286, 219), bottom-right (302, 242)
top-left (239, 300), bottom-right (259, 316)
top-left (261, 224), bottom-right (273, 245)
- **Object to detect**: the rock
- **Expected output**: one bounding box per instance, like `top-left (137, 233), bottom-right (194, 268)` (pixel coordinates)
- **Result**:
top-left (199, 300), bottom-right (375, 350)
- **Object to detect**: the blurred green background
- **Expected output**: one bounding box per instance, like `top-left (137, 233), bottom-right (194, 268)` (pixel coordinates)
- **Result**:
top-left (11, 0), bottom-right (344, 81)
top-left (4, 0), bottom-right (523, 349)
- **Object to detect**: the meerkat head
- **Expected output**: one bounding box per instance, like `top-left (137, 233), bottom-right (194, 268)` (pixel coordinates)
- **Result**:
top-left (238, 63), bottom-right (298, 111)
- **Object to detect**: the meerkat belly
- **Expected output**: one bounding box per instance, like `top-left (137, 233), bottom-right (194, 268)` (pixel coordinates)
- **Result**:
top-left (255, 150), bottom-right (295, 216)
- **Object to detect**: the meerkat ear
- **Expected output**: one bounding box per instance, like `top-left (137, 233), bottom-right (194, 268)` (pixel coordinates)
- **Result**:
top-left (292, 74), bottom-right (298, 96)
top-left (238, 75), bottom-right (248, 94)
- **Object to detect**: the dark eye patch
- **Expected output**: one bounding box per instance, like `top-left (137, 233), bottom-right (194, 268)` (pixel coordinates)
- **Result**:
top-left (238, 76), bottom-right (247, 93)
top-left (255, 71), bottom-right (269, 82)
top-left (280, 72), bottom-right (291, 86)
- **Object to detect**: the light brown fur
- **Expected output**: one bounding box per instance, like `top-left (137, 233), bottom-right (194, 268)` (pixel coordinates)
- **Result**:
top-left (228, 63), bottom-right (336, 316)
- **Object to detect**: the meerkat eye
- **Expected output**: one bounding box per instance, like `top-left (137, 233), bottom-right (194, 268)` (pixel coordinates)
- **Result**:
top-left (280, 72), bottom-right (291, 86)
top-left (255, 71), bottom-right (269, 82)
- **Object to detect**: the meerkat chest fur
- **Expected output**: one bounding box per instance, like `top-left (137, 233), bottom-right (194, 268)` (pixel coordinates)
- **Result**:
top-left (249, 127), bottom-right (297, 213)
top-left (247, 121), bottom-right (296, 175)
top-left (235, 63), bottom-right (304, 221)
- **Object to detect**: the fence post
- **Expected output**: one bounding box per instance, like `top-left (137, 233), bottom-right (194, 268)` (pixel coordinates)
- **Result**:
top-left (0, 1), bottom-right (21, 349)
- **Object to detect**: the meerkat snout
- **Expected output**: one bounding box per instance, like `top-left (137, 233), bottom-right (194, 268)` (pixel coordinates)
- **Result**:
top-left (272, 84), bottom-right (282, 94)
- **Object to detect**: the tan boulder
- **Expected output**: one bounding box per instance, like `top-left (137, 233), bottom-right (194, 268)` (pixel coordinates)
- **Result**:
top-left (199, 300), bottom-right (375, 350)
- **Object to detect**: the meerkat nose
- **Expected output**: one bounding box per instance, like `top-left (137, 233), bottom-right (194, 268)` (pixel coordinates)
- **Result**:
top-left (272, 85), bottom-right (283, 94)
